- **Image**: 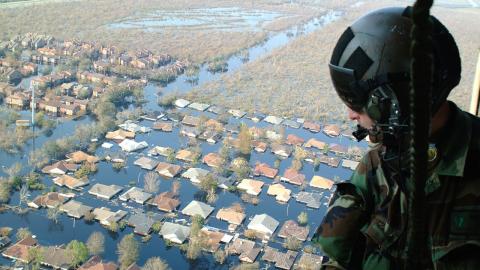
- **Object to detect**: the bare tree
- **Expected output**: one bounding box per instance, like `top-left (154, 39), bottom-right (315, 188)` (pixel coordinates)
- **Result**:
top-left (142, 257), bottom-right (170, 270)
top-left (47, 205), bottom-right (61, 224)
top-left (117, 234), bottom-right (139, 269)
top-left (3, 162), bottom-right (22, 181)
top-left (171, 181), bottom-right (180, 196)
top-left (86, 231), bottom-right (105, 256)
top-left (143, 171), bottom-right (159, 194)
top-left (18, 185), bottom-right (29, 208)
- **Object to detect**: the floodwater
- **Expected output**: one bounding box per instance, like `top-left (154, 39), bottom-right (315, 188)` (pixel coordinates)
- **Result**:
top-left (0, 9), bottom-right (361, 269)
top-left (109, 7), bottom-right (291, 32)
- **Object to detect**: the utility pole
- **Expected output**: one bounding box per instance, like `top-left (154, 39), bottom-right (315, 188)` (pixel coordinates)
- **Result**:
top-left (469, 50), bottom-right (480, 116)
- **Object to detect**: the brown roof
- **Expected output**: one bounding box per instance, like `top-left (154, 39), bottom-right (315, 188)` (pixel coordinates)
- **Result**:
top-left (78, 255), bottom-right (118, 270)
top-left (237, 179), bottom-right (264, 196)
top-left (66, 150), bottom-right (99, 163)
top-left (303, 121), bottom-right (321, 132)
top-left (105, 129), bottom-right (135, 140)
top-left (323, 124), bottom-right (341, 137)
top-left (53, 174), bottom-right (88, 189)
top-left (1, 236), bottom-right (37, 263)
top-left (202, 152), bottom-right (223, 168)
top-left (155, 162), bottom-right (182, 178)
top-left (205, 119), bottom-right (223, 130)
top-left (253, 163), bottom-right (278, 179)
top-left (267, 184), bottom-right (291, 202)
top-left (252, 140), bottom-right (267, 152)
top-left (175, 149), bottom-right (197, 162)
top-left (304, 138), bottom-right (327, 150)
top-left (216, 208), bottom-right (246, 225)
top-left (30, 192), bottom-right (69, 209)
top-left (286, 134), bottom-right (305, 146)
top-left (182, 115), bottom-right (201, 126)
top-left (41, 160), bottom-right (78, 174)
top-left (277, 220), bottom-right (309, 241)
top-left (310, 175), bottom-right (334, 190)
top-left (281, 168), bottom-right (306, 186)
top-left (330, 144), bottom-right (348, 155)
top-left (200, 230), bottom-right (224, 252)
top-left (152, 192), bottom-right (180, 212)
top-left (152, 121), bottom-right (173, 132)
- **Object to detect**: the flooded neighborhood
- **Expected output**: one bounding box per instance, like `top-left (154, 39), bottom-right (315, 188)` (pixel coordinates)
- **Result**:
top-left (0, 0), bottom-right (478, 269)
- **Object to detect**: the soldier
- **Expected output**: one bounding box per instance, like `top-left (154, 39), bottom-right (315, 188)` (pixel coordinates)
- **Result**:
top-left (313, 6), bottom-right (480, 270)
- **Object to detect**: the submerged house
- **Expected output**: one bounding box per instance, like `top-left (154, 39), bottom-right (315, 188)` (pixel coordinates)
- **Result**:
top-left (277, 220), bottom-right (309, 241)
top-left (78, 255), bottom-right (118, 270)
top-left (181, 200), bottom-right (214, 219)
top-left (127, 212), bottom-right (163, 236)
top-left (286, 134), bottom-right (305, 146)
top-left (41, 160), bottom-right (78, 175)
top-left (281, 168), bottom-right (306, 186)
top-left (304, 138), bottom-right (327, 150)
top-left (247, 214), bottom-right (279, 237)
top-left (261, 246), bottom-right (298, 270)
top-left (150, 192), bottom-right (181, 212)
top-left (188, 102), bottom-right (210, 111)
top-left (118, 139), bottom-right (148, 152)
top-left (60, 200), bottom-right (93, 219)
top-left (203, 152), bottom-right (223, 168)
top-left (41, 246), bottom-right (71, 270)
top-left (267, 183), bottom-right (291, 203)
top-left (160, 222), bottom-right (190, 244)
top-left (89, 183), bottom-right (123, 200)
top-left (253, 163), bottom-right (278, 179)
top-left (155, 162), bottom-right (182, 178)
top-left (65, 150), bottom-right (99, 164)
top-left (133, 156), bottom-right (159, 170)
top-left (342, 159), bottom-right (360, 170)
top-left (181, 167), bottom-right (209, 184)
top-left (105, 129), bottom-right (135, 140)
top-left (2, 236), bottom-right (38, 264)
top-left (53, 174), bottom-right (89, 190)
top-left (119, 187), bottom-right (152, 204)
top-left (28, 192), bottom-right (70, 209)
top-left (295, 191), bottom-right (322, 209)
top-left (237, 179), bottom-right (264, 196)
top-left (323, 124), bottom-right (341, 137)
top-left (175, 149), bottom-right (199, 163)
top-left (152, 121), bottom-right (173, 132)
top-left (310, 175), bottom-right (334, 190)
top-left (227, 238), bottom-right (261, 263)
top-left (92, 207), bottom-right (127, 226)
top-left (216, 207), bottom-right (246, 225)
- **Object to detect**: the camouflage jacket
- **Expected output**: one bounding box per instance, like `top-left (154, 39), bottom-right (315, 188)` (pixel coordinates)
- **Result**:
top-left (313, 102), bottom-right (480, 270)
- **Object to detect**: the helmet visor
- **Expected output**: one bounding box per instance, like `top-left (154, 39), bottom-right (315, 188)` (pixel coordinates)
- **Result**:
top-left (329, 63), bottom-right (369, 112)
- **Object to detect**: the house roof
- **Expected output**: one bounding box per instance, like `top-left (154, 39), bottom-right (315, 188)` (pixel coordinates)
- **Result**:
top-left (199, 229), bottom-right (224, 252)
top-left (264, 115), bottom-right (283, 125)
top-left (267, 184), bottom-right (291, 202)
top-left (152, 121), bottom-right (173, 132)
top-left (28, 192), bottom-right (69, 209)
top-left (119, 187), bottom-right (152, 204)
top-left (286, 134), bottom-right (305, 146)
top-left (252, 140), bottom-right (267, 152)
top-left (318, 155), bottom-right (341, 167)
top-left (181, 167), bottom-right (209, 183)
top-left (303, 121), bottom-right (321, 132)
top-left (282, 119), bottom-right (301, 129)
top-left (216, 208), bottom-right (246, 225)
top-left (151, 192), bottom-right (180, 212)
top-left (237, 179), bottom-right (264, 196)
top-left (127, 212), bottom-right (163, 236)
top-left (105, 129), bottom-right (135, 140)
top-left (207, 105), bottom-right (226, 115)
top-left (41, 160), bottom-right (78, 174)
top-left (118, 139), bottom-right (148, 152)
top-left (174, 98), bottom-right (190, 108)
top-left (148, 146), bottom-right (173, 157)
top-left (89, 183), bottom-right (123, 200)
top-left (296, 253), bottom-right (323, 270)
top-left (188, 102), bottom-right (210, 111)
top-left (323, 124), bottom-right (341, 137)
top-left (155, 162), bottom-right (182, 178)
top-left (342, 159), bottom-right (360, 170)
top-left (228, 109), bottom-right (246, 118)
top-left (175, 149), bottom-right (198, 162)
top-left (66, 150), bottom-right (99, 163)
top-left (53, 174), bottom-right (88, 189)
top-left (92, 207), bottom-right (127, 225)
top-left (60, 200), bottom-right (93, 218)
top-left (261, 247), bottom-right (298, 270)
top-left (253, 163), bottom-right (278, 179)
top-left (227, 238), bottom-right (260, 263)
top-left (310, 175), bottom-right (334, 190)
top-left (41, 246), bottom-right (70, 269)
top-left (181, 200), bottom-right (214, 219)
top-left (1, 236), bottom-right (37, 263)
top-left (160, 222), bottom-right (190, 244)
top-left (78, 255), bottom-right (118, 270)
top-left (271, 143), bottom-right (292, 158)
top-left (277, 220), bottom-right (309, 241)
top-left (296, 192), bottom-right (322, 209)
top-left (182, 115), bottom-right (201, 126)
top-left (133, 157), bottom-right (159, 170)
top-left (281, 168), bottom-right (306, 186)
top-left (304, 138), bottom-right (327, 150)
top-left (329, 143), bottom-right (348, 155)
top-left (203, 152), bottom-right (223, 168)
top-left (247, 214), bottom-right (279, 235)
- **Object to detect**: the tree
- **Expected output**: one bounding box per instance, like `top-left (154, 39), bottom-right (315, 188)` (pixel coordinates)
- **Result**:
top-left (142, 257), bottom-right (170, 270)
top-left (117, 234), bottom-right (139, 270)
top-left (3, 162), bottom-right (21, 181)
top-left (199, 174), bottom-right (217, 193)
top-left (291, 159), bottom-right (303, 171)
top-left (143, 172), bottom-right (160, 193)
top-left (0, 179), bottom-right (11, 204)
top-left (214, 249), bottom-right (227, 264)
top-left (27, 246), bottom-right (44, 270)
top-left (171, 181), bottom-right (180, 196)
top-left (15, 227), bottom-right (32, 241)
top-left (86, 231), bottom-right (105, 256)
top-left (190, 215), bottom-right (204, 237)
top-left (108, 221), bottom-right (119, 232)
top-left (298, 211), bottom-right (308, 226)
top-left (284, 236), bottom-right (302, 251)
top-left (47, 205), bottom-right (61, 224)
top-left (238, 123), bottom-right (252, 155)
top-left (244, 229), bottom-right (257, 240)
top-left (231, 157), bottom-right (250, 180)
top-left (67, 240), bottom-right (89, 267)
top-left (231, 262), bottom-right (259, 270)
